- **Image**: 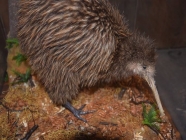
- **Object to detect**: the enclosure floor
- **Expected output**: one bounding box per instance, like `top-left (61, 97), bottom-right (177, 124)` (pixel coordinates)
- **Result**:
top-left (0, 49), bottom-right (183, 140)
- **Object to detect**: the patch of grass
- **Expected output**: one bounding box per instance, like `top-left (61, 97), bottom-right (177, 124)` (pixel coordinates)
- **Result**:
top-left (6, 38), bottom-right (19, 49)
top-left (142, 104), bottom-right (161, 133)
top-left (12, 53), bottom-right (27, 66)
top-left (12, 69), bottom-right (31, 85)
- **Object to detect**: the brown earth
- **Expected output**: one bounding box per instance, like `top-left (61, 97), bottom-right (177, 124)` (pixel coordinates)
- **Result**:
top-left (0, 45), bottom-right (180, 140)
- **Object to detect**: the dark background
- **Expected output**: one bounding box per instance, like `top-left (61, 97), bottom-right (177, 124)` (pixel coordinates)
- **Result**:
top-left (0, 0), bottom-right (186, 139)
top-left (110, 0), bottom-right (186, 49)
top-left (0, 0), bottom-right (9, 94)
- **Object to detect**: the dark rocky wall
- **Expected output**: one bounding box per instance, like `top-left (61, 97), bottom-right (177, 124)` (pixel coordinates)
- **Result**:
top-left (110, 0), bottom-right (186, 48)
top-left (135, 0), bottom-right (186, 48)
top-left (0, 0), bottom-right (9, 35)
top-left (0, 0), bottom-right (9, 93)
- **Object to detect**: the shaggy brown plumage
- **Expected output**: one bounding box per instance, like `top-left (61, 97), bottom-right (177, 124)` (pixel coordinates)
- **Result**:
top-left (17, 0), bottom-right (157, 107)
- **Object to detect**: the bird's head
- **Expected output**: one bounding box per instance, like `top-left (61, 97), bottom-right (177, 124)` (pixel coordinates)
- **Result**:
top-left (124, 33), bottom-right (164, 116)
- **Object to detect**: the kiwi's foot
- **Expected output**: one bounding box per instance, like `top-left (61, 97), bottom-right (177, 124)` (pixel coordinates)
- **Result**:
top-left (63, 101), bottom-right (95, 122)
top-left (118, 88), bottom-right (126, 99)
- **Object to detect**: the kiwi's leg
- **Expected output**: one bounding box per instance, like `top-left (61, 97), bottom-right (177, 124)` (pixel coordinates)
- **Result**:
top-left (63, 101), bottom-right (95, 122)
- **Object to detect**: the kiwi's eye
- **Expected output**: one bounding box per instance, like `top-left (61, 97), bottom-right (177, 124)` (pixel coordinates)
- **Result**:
top-left (143, 65), bottom-right (147, 69)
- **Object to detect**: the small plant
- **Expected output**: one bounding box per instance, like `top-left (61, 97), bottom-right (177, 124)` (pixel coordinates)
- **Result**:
top-left (12, 53), bottom-right (27, 66)
top-left (142, 104), bottom-right (161, 133)
top-left (12, 69), bottom-right (31, 85)
top-left (6, 38), bottom-right (19, 49)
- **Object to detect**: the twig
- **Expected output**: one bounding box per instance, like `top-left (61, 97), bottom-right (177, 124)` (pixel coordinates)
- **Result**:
top-left (99, 121), bottom-right (118, 126)
top-left (0, 101), bottom-right (24, 112)
top-left (21, 125), bottom-right (39, 140)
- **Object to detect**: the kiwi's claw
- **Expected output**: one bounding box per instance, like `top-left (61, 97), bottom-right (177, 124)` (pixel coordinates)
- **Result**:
top-left (63, 102), bottom-right (95, 122)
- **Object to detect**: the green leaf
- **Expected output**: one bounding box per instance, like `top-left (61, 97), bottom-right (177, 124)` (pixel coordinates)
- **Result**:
top-left (25, 69), bottom-right (31, 81)
top-left (12, 69), bottom-right (31, 85)
top-left (6, 38), bottom-right (19, 49)
top-left (12, 53), bottom-right (27, 66)
top-left (142, 104), bottom-right (161, 131)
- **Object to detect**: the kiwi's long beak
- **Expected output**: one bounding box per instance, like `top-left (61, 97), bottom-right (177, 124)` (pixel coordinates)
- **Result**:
top-left (144, 75), bottom-right (165, 116)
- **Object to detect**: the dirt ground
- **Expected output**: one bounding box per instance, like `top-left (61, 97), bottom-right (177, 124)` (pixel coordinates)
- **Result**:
top-left (0, 45), bottom-right (180, 140)
top-left (0, 78), bottom-right (180, 140)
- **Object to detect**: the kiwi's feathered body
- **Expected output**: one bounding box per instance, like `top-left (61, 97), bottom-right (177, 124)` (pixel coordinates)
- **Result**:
top-left (17, 0), bottom-right (156, 105)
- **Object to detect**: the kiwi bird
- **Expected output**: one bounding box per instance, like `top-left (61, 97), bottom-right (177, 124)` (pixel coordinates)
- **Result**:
top-left (17, 0), bottom-right (164, 122)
